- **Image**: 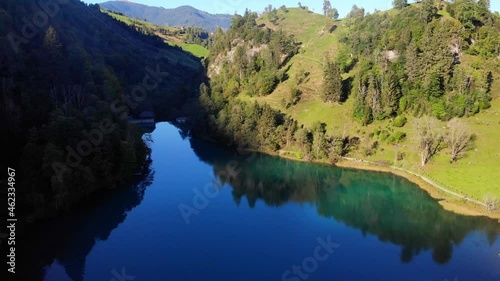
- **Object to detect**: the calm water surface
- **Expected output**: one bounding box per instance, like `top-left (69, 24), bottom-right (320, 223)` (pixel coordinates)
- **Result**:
top-left (20, 122), bottom-right (500, 281)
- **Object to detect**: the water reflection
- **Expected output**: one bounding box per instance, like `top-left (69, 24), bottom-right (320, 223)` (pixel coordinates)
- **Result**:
top-left (18, 131), bottom-right (500, 281)
top-left (189, 137), bottom-right (500, 265)
top-left (18, 161), bottom-right (154, 281)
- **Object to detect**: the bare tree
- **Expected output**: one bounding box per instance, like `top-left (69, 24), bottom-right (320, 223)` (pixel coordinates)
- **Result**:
top-left (50, 86), bottom-right (59, 110)
top-left (483, 193), bottom-right (498, 212)
top-left (72, 85), bottom-right (86, 111)
top-left (417, 117), bottom-right (443, 166)
top-left (446, 118), bottom-right (473, 163)
top-left (323, 0), bottom-right (332, 16)
top-left (50, 85), bottom-right (85, 114)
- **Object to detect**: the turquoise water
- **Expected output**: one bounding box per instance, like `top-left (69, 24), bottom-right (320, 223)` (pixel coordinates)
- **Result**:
top-left (20, 122), bottom-right (500, 281)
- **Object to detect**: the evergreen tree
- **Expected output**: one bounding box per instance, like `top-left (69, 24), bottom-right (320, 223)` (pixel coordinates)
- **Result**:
top-left (405, 40), bottom-right (421, 83)
top-left (421, 21), bottom-right (455, 78)
top-left (367, 73), bottom-right (383, 118)
top-left (478, 0), bottom-right (490, 11)
top-left (422, 0), bottom-right (437, 23)
top-left (393, 0), bottom-right (408, 10)
top-left (383, 69), bottom-right (402, 116)
top-left (427, 71), bottom-right (445, 99)
top-left (322, 60), bottom-right (343, 103)
top-left (312, 122), bottom-right (328, 159)
top-left (43, 26), bottom-right (62, 54)
top-left (353, 76), bottom-right (373, 125)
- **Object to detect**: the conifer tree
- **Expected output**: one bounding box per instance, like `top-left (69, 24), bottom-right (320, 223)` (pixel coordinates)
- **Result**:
top-left (393, 0), bottom-right (408, 10)
top-left (322, 60), bottom-right (343, 103)
top-left (422, 0), bottom-right (437, 23)
top-left (43, 26), bottom-right (62, 54)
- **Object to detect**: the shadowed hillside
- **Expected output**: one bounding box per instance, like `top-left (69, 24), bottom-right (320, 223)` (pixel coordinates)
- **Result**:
top-left (0, 0), bottom-right (202, 221)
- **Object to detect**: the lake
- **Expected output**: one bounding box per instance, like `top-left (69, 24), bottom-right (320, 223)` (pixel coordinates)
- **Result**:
top-left (19, 122), bottom-right (500, 281)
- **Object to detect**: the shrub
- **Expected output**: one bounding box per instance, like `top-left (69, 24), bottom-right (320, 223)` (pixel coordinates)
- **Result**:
top-left (393, 116), bottom-right (407, 127)
top-left (256, 70), bottom-right (277, 96)
top-left (398, 96), bottom-right (408, 113)
top-left (392, 131), bottom-right (407, 143)
top-left (386, 131), bottom-right (406, 144)
top-left (364, 147), bottom-right (375, 156)
top-left (379, 131), bottom-right (390, 142)
top-left (281, 98), bottom-right (288, 108)
top-left (483, 194), bottom-right (499, 212)
top-left (431, 100), bottom-right (449, 120)
top-left (289, 87), bottom-right (302, 106)
top-left (364, 141), bottom-right (379, 156)
top-left (397, 152), bottom-right (405, 161)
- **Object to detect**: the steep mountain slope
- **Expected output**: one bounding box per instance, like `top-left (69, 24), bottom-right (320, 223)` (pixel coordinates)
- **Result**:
top-left (0, 0), bottom-right (202, 219)
top-left (103, 10), bottom-right (209, 58)
top-left (197, 3), bottom-right (500, 214)
top-left (99, 1), bottom-right (232, 32)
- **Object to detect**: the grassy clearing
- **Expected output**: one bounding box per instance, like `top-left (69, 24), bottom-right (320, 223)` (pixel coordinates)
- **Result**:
top-left (179, 43), bottom-right (209, 58)
top-left (250, 8), bottom-right (500, 203)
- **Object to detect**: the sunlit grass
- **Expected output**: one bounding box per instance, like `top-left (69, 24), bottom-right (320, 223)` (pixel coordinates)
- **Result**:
top-left (180, 44), bottom-right (209, 58)
top-left (249, 7), bottom-right (500, 201)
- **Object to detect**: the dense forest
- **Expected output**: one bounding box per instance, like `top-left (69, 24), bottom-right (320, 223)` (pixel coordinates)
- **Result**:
top-left (341, 0), bottom-right (496, 124)
top-left (193, 11), bottom-right (318, 155)
top-left (0, 0), bottom-right (202, 220)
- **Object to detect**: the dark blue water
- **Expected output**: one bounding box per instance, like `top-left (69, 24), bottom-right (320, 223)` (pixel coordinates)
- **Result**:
top-left (20, 122), bottom-right (500, 281)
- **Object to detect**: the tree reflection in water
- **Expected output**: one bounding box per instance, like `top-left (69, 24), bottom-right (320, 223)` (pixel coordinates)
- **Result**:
top-left (18, 160), bottom-right (155, 281)
top-left (190, 137), bottom-right (500, 265)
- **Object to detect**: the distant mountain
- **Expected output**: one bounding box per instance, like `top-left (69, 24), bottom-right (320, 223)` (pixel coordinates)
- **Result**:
top-left (99, 1), bottom-right (232, 32)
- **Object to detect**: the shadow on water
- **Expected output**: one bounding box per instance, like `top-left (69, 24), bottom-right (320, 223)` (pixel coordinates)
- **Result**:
top-left (17, 161), bottom-right (155, 281)
top-left (189, 137), bottom-right (500, 265)
top-left (17, 131), bottom-right (500, 281)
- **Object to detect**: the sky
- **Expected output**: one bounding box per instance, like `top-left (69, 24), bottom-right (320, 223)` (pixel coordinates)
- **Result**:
top-left (84, 0), bottom-right (500, 17)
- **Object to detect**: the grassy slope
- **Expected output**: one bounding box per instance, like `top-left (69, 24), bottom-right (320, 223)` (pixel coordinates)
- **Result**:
top-left (250, 8), bottom-right (500, 202)
top-left (104, 10), bottom-right (209, 58)
top-left (180, 43), bottom-right (209, 58)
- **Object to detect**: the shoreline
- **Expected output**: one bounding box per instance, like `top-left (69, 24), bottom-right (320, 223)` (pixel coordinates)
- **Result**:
top-left (334, 158), bottom-right (500, 219)
top-left (270, 149), bottom-right (500, 220)
top-left (191, 134), bottom-right (500, 220)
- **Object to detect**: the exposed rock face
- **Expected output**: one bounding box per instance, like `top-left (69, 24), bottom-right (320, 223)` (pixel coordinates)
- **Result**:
top-left (386, 50), bottom-right (399, 62)
top-left (208, 41), bottom-right (269, 76)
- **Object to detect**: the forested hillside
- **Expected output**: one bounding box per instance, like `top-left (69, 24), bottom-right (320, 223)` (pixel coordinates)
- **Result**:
top-left (195, 1), bottom-right (500, 211)
top-left (0, 0), bottom-right (202, 220)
